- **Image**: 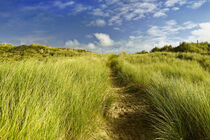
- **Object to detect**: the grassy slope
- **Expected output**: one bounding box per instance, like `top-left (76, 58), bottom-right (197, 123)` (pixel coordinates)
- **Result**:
top-left (109, 53), bottom-right (210, 140)
top-left (0, 43), bottom-right (210, 140)
top-left (0, 57), bottom-right (113, 139)
top-left (0, 44), bottom-right (91, 61)
top-left (0, 44), bottom-right (113, 139)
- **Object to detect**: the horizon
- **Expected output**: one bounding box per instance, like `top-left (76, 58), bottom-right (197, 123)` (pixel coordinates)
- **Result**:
top-left (0, 0), bottom-right (210, 53)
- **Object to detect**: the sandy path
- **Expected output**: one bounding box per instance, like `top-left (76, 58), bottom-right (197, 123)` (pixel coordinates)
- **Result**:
top-left (96, 71), bottom-right (154, 140)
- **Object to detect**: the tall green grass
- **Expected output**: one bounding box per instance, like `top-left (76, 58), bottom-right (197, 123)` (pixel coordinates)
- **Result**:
top-left (124, 52), bottom-right (210, 72)
top-left (0, 56), bottom-right (111, 139)
top-left (110, 53), bottom-right (210, 140)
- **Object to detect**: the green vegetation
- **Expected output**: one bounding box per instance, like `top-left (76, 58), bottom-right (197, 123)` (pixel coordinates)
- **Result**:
top-left (109, 53), bottom-right (210, 140)
top-left (0, 43), bottom-right (209, 140)
top-left (0, 56), bottom-right (112, 139)
top-left (0, 43), bottom-right (90, 61)
top-left (151, 42), bottom-right (210, 54)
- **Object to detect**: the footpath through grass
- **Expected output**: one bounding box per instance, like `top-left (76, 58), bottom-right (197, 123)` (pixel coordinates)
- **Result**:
top-left (0, 43), bottom-right (210, 140)
top-left (109, 52), bottom-right (210, 140)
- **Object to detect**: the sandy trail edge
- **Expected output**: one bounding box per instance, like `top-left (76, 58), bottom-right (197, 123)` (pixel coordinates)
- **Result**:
top-left (95, 70), bottom-right (154, 140)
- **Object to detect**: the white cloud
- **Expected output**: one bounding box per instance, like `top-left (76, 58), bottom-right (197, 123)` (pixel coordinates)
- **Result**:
top-left (65, 33), bottom-right (115, 51)
top-left (73, 4), bottom-right (92, 13)
top-left (164, 0), bottom-right (209, 9)
top-left (54, 1), bottom-right (92, 14)
top-left (94, 33), bottom-right (114, 47)
top-left (63, 19), bottom-right (208, 53)
top-left (153, 8), bottom-right (169, 17)
top-left (89, 19), bottom-right (106, 27)
top-left (91, 8), bottom-right (109, 17)
top-left (172, 7), bottom-right (180, 11)
top-left (91, 1), bottom-right (158, 25)
top-left (129, 35), bottom-right (143, 40)
top-left (166, 20), bottom-right (177, 26)
top-left (87, 43), bottom-right (96, 49)
top-left (65, 40), bottom-right (80, 48)
top-left (147, 26), bottom-right (166, 37)
top-left (190, 0), bottom-right (207, 9)
top-left (143, 20), bottom-right (199, 49)
top-left (183, 21), bottom-right (198, 29)
top-left (148, 20), bottom-right (197, 38)
top-left (109, 15), bottom-right (122, 25)
top-left (189, 22), bottom-right (210, 42)
top-left (54, 1), bottom-right (74, 9)
top-left (52, 0), bottom-right (210, 28)
top-left (65, 40), bottom-right (96, 50)
top-left (113, 27), bottom-right (121, 31)
top-left (165, 0), bottom-right (186, 7)
top-left (63, 21), bottom-right (207, 53)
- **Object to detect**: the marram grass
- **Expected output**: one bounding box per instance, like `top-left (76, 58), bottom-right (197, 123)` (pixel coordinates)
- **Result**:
top-left (0, 56), bottom-right (111, 139)
top-left (110, 53), bottom-right (210, 140)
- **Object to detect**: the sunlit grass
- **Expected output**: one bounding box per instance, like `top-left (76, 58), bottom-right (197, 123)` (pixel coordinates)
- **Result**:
top-left (0, 56), bottom-right (111, 139)
top-left (0, 44), bottom-right (209, 140)
top-left (110, 53), bottom-right (210, 140)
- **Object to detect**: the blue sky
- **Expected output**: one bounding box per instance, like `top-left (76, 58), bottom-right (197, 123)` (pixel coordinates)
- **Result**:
top-left (0, 0), bottom-right (210, 53)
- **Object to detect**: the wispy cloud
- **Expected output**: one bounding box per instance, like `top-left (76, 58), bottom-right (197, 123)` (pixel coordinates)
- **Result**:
top-left (165, 0), bottom-right (187, 7)
top-left (88, 1), bottom-right (158, 26)
top-left (108, 2), bottom-right (157, 25)
top-left (89, 19), bottom-right (106, 27)
top-left (189, 0), bottom-right (207, 9)
top-left (153, 8), bottom-right (169, 17)
top-left (91, 8), bottom-right (109, 17)
top-left (63, 20), bottom-right (209, 53)
top-left (65, 39), bottom-right (96, 50)
top-left (22, 0), bottom-right (210, 28)
top-left (54, 1), bottom-right (74, 9)
top-left (73, 4), bottom-right (92, 13)
top-left (172, 7), bottom-right (180, 11)
top-left (147, 20), bottom-right (197, 38)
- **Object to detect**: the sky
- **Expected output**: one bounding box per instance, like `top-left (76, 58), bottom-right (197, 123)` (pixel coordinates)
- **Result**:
top-left (0, 0), bottom-right (210, 53)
